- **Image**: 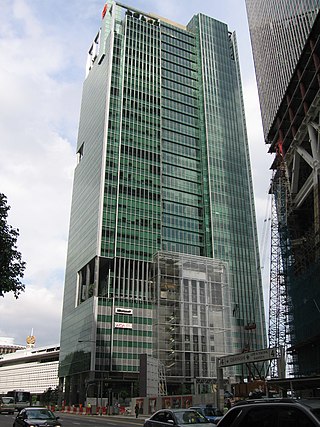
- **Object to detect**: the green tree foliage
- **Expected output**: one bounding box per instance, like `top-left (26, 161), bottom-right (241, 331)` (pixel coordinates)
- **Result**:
top-left (0, 193), bottom-right (26, 298)
top-left (41, 387), bottom-right (60, 406)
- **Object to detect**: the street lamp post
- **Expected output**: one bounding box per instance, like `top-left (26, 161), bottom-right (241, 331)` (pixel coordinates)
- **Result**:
top-left (108, 388), bottom-right (112, 415)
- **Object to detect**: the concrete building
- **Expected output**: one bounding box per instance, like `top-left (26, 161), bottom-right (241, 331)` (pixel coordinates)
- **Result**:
top-left (0, 345), bottom-right (59, 395)
top-left (59, 1), bottom-right (266, 404)
top-left (246, 1), bottom-right (320, 376)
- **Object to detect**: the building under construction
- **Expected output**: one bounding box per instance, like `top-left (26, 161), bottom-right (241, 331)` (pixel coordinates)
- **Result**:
top-left (268, 12), bottom-right (320, 377)
top-left (246, 2), bottom-right (320, 378)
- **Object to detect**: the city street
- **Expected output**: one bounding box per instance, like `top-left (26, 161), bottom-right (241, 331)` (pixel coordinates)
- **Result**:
top-left (1, 412), bottom-right (146, 427)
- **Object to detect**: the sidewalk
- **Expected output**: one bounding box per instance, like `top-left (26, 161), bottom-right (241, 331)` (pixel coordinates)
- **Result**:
top-left (58, 408), bottom-right (149, 420)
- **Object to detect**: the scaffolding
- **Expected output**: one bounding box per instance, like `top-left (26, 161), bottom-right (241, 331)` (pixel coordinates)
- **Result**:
top-left (268, 145), bottom-right (294, 378)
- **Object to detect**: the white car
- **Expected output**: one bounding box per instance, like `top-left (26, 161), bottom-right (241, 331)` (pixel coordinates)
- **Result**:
top-left (144, 408), bottom-right (216, 426)
top-left (0, 396), bottom-right (15, 415)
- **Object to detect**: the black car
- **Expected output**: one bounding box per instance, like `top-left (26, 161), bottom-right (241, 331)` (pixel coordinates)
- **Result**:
top-left (13, 407), bottom-right (62, 427)
top-left (218, 398), bottom-right (320, 427)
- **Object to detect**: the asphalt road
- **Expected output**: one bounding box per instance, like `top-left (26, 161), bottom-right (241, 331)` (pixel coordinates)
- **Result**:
top-left (1, 412), bottom-right (146, 427)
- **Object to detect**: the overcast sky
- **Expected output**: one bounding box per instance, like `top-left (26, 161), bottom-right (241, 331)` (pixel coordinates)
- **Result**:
top-left (0, 0), bottom-right (272, 347)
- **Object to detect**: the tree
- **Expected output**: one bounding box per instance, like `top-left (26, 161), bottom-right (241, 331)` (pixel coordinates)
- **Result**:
top-left (0, 193), bottom-right (26, 298)
top-left (41, 387), bottom-right (59, 406)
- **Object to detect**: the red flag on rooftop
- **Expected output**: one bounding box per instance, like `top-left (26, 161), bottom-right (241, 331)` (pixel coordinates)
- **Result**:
top-left (102, 3), bottom-right (108, 19)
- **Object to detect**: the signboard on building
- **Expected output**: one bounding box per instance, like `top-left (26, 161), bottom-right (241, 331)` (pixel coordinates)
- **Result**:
top-left (115, 308), bottom-right (133, 315)
top-left (114, 322), bottom-right (132, 329)
top-left (218, 348), bottom-right (278, 368)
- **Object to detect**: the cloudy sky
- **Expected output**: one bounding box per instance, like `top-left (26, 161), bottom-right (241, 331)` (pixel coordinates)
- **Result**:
top-left (0, 0), bottom-right (272, 347)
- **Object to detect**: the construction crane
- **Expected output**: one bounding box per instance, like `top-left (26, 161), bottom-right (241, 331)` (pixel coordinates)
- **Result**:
top-left (268, 140), bottom-right (293, 378)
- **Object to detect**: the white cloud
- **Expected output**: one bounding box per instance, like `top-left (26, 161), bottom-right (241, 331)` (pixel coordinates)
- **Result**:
top-left (0, 285), bottom-right (63, 346)
top-left (0, 1), bottom-right (77, 346)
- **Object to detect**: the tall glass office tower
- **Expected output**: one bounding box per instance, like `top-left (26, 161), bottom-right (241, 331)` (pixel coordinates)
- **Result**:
top-left (246, 0), bottom-right (320, 137)
top-left (246, 1), bottom-right (320, 378)
top-left (59, 1), bottom-right (266, 403)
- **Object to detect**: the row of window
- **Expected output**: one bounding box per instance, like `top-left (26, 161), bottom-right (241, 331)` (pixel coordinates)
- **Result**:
top-left (97, 314), bottom-right (153, 325)
top-left (98, 299), bottom-right (152, 309)
top-left (163, 176), bottom-right (201, 196)
top-left (162, 96), bottom-right (198, 116)
top-left (162, 118), bottom-right (198, 137)
top-left (163, 188), bottom-right (202, 206)
top-left (163, 151), bottom-right (199, 170)
top-left (162, 88), bottom-right (197, 107)
top-left (162, 129), bottom-right (199, 148)
top-left (162, 242), bottom-right (201, 255)
top-left (162, 69), bottom-right (197, 89)
top-left (162, 227), bottom-right (202, 245)
top-left (162, 77), bottom-right (197, 97)
top-left (161, 33), bottom-right (195, 51)
top-left (163, 201), bottom-right (202, 218)
top-left (162, 214), bottom-right (202, 232)
top-left (161, 25), bottom-right (195, 46)
top-left (162, 57), bottom-right (197, 78)
top-left (162, 43), bottom-right (196, 64)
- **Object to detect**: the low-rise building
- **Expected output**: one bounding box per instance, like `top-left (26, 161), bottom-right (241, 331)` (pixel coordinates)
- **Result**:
top-left (0, 344), bottom-right (59, 395)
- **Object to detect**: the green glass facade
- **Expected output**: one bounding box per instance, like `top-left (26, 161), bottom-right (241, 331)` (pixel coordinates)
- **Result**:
top-left (59, 1), bottom-right (266, 402)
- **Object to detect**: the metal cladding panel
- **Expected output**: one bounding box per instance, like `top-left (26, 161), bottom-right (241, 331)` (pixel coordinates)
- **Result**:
top-left (62, 33), bottom-right (114, 318)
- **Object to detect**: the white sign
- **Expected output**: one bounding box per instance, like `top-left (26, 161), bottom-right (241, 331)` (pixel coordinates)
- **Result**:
top-left (218, 348), bottom-right (278, 367)
top-left (115, 308), bottom-right (133, 315)
top-left (114, 322), bottom-right (133, 329)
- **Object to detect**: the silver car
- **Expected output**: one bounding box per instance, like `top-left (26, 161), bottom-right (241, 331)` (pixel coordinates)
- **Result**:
top-left (144, 408), bottom-right (215, 426)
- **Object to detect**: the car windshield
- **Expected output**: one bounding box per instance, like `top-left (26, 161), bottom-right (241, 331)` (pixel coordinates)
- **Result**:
top-left (26, 409), bottom-right (55, 420)
top-left (2, 397), bottom-right (14, 404)
top-left (204, 408), bottom-right (214, 416)
top-left (175, 410), bottom-right (210, 424)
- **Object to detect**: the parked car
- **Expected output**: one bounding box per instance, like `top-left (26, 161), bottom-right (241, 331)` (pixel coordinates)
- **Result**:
top-left (13, 407), bottom-right (62, 427)
top-left (217, 398), bottom-right (320, 427)
top-left (144, 408), bottom-right (216, 426)
top-left (190, 405), bottom-right (224, 424)
top-left (0, 396), bottom-right (15, 414)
